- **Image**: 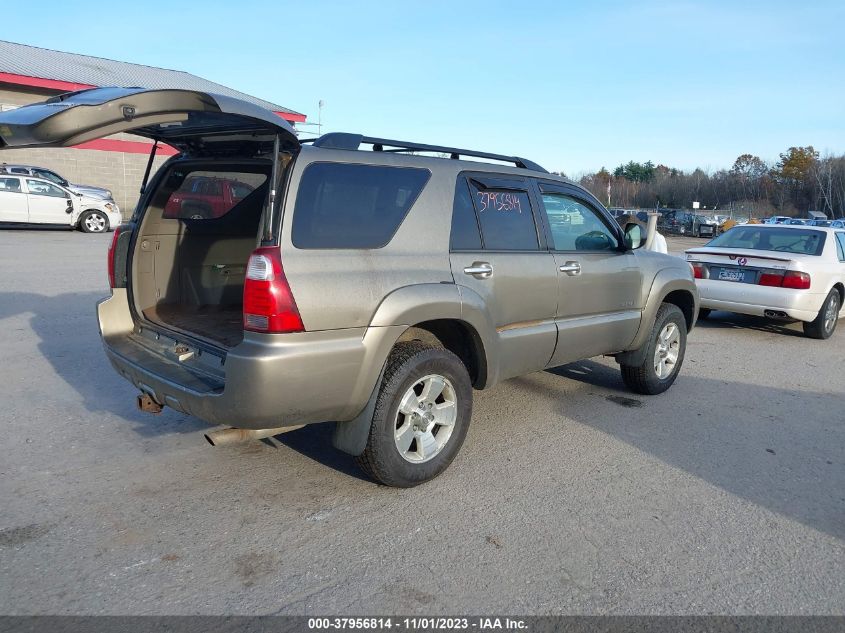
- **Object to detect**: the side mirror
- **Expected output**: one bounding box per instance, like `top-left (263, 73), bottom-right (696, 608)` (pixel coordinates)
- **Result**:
top-left (624, 222), bottom-right (645, 249)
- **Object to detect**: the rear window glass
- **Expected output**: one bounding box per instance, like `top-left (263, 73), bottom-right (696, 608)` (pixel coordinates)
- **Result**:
top-left (0, 177), bottom-right (22, 192)
top-left (708, 226), bottom-right (826, 256)
top-left (292, 163), bottom-right (430, 249)
top-left (162, 171), bottom-right (267, 220)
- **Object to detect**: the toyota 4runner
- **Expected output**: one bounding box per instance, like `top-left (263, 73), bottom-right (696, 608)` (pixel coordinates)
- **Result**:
top-left (0, 88), bottom-right (698, 487)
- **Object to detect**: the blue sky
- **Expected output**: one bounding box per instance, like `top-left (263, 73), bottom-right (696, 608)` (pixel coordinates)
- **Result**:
top-left (6, 0), bottom-right (843, 175)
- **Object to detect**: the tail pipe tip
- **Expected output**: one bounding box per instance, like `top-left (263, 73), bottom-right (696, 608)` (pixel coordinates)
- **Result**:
top-left (204, 424), bottom-right (305, 447)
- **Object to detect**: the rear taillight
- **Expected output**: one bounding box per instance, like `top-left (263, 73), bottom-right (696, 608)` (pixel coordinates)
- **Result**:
top-left (243, 247), bottom-right (303, 333)
top-left (758, 272), bottom-right (783, 287)
top-left (782, 271), bottom-right (811, 290)
top-left (756, 270), bottom-right (811, 290)
top-left (690, 262), bottom-right (706, 279)
top-left (107, 225), bottom-right (123, 288)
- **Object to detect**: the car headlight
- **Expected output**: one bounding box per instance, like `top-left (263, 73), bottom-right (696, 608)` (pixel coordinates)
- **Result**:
top-left (105, 203), bottom-right (115, 211)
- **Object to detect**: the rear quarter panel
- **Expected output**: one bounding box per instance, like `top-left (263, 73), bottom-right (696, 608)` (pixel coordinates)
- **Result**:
top-left (279, 148), bottom-right (456, 331)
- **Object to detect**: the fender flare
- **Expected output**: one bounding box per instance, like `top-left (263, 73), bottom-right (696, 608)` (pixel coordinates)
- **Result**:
top-left (368, 283), bottom-right (497, 387)
top-left (616, 268), bottom-right (698, 366)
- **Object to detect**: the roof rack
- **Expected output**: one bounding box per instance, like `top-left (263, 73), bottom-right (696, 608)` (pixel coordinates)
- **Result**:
top-left (300, 133), bottom-right (547, 173)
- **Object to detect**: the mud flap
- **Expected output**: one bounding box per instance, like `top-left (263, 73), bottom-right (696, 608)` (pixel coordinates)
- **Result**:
top-left (614, 344), bottom-right (647, 367)
top-left (331, 364), bottom-right (386, 456)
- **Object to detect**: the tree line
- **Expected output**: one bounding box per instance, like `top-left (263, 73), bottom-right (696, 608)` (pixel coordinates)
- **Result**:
top-left (569, 147), bottom-right (845, 219)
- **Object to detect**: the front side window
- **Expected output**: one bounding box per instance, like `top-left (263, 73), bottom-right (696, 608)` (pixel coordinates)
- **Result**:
top-left (540, 192), bottom-right (618, 251)
top-left (26, 179), bottom-right (65, 198)
top-left (468, 179), bottom-right (538, 250)
top-left (0, 177), bottom-right (22, 193)
top-left (292, 163), bottom-right (430, 249)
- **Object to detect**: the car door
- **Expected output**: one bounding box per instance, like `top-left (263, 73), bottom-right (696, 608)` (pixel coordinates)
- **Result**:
top-left (449, 173), bottom-right (558, 382)
top-left (0, 176), bottom-right (29, 222)
top-left (24, 179), bottom-right (73, 225)
top-left (534, 182), bottom-right (643, 366)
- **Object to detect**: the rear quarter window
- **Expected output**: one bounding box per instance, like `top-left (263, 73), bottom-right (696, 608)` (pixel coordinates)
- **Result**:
top-left (291, 163), bottom-right (430, 249)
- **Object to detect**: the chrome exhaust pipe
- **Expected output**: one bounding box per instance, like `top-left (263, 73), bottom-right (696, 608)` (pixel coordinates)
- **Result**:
top-left (204, 425), bottom-right (305, 447)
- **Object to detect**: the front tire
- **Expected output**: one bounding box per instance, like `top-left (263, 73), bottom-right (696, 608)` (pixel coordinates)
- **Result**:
top-left (79, 210), bottom-right (109, 233)
top-left (803, 290), bottom-right (840, 339)
top-left (621, 303), bottom-right (687, 395)
top-left (356, 341), bottom-right (472, 487)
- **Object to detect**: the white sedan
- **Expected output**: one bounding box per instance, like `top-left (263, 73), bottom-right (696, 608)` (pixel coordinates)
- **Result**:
top-left (0, 175), bottom-right (121, 233)
top-left (686, 224), bottom-right (845, 339)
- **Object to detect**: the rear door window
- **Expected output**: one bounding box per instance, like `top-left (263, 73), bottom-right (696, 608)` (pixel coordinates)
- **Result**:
top-left (0, 177), bottom-right (22, 192)
top-left (467, 177), bottom-right (538, 250)
top-left (292, 163), bottom-right (430, 249)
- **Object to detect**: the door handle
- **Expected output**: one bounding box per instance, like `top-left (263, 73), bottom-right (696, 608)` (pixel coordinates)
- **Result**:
top-left (559, 261), bottom-right (581, 276)
top-left (463, 262), bottom-right (493, 279)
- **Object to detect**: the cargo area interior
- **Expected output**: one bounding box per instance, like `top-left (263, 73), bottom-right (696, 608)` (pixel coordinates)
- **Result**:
top-left (132, 160), bottom-right (278, 348)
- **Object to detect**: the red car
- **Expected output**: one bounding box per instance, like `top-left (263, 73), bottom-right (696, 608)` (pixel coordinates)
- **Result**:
top-left (164, 176), bottom-right (255, 219)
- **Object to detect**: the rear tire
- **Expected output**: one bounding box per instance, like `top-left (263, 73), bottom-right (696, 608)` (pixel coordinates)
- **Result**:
top-left (79, 210), bottom-right (109, 233)
top-left (355, 341), bottom-right (472, 487)
top-left (621, 303), bottom-right (687, 395)
top-left (803, 290), bottom-right (840, 339)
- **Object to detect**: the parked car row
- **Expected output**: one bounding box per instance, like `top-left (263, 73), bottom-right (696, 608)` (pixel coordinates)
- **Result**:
top-left (0, 175), bottom-right (121, 232)
top-left (1, 163), bottom-right (113, 200)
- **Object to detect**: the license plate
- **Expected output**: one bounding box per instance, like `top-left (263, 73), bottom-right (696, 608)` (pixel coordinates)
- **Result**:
top-left (718, 268), bottom-right (745, 282)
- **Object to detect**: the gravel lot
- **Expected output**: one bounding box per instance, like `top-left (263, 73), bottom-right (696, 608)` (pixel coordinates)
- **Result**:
top-left (0, 230), bottom-right (843, 615)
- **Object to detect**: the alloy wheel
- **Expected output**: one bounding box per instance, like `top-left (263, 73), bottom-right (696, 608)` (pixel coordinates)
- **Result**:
top-left (394, 374), bottom-right (458, 464)
top-left (653, 322), bottom-right (680, 379)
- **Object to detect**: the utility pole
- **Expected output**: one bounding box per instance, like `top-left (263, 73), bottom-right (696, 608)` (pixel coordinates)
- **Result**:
top-left (318, 100), bottom-right (324, 137)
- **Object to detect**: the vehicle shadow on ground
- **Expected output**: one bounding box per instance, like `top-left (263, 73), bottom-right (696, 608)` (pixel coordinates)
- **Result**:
top-left (0, 290), bottom-right (372, 477)
top-left (537, 359), bottom-right (845, 541)
top-left (696, 311), bottom-right (805, 337)
top-left (0, 291), bottom-right (210, 437)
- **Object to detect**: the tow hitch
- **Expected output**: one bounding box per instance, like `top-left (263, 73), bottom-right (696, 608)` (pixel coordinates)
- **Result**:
top-left (137, 392), bottom-right (163, 415)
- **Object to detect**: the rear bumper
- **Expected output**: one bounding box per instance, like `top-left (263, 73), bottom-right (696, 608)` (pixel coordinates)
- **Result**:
top-left (98, 290), bottom-right (402, 429)
top-left (697, 279), bottom-right (824, 321)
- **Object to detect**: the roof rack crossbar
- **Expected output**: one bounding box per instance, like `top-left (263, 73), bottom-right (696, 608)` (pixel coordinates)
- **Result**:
top-left (309, 132), bottom-right (547, 173)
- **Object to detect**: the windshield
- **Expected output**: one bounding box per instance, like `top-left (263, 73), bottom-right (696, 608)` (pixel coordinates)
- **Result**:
top-left (707, 226), bottom-right (826, 256)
